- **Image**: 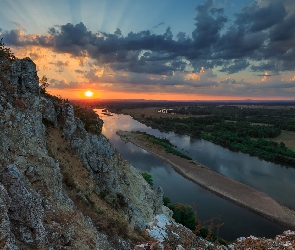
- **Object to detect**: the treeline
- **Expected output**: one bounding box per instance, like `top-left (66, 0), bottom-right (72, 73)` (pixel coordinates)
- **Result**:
top-left (142, 116), bottom-right (295, 165)
top-left (147, 117), bottom-right (281, 138)
top-left (174, 106), bottom-right (295, 132)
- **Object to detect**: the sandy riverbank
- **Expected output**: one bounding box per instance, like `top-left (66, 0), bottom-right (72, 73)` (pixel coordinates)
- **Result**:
top-left (117, 130), bottom-right (295, 229)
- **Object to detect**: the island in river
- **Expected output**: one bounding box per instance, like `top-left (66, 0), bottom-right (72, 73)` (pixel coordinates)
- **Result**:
top-left (117, 130), bottom-right (295, 230)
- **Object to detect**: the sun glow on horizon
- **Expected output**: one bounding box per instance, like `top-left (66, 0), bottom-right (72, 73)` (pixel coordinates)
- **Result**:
top-left (85, 90), bottom-right (93, 97)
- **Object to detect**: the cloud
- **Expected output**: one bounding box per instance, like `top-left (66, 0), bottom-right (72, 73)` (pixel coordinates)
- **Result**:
top-left (219, 59), bottom-right (250, 74)
top-left (1, 0), bottom-right (294, 98)
top-left (2, 0), bottom-right (292, 75)
top-left (192, 0), bottom-right (227, 49)
top-left (49, 60), bottom-right (69, 68)
top-left (236, 1), bottom-right (287, 32)
top-left (49, 79), bottom-right (81, 89)
top-left (75, 69), bottom-right (87, 74)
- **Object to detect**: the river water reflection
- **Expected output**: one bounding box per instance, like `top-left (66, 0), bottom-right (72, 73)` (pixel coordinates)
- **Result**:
top-left (95, 109), bottom-right (293, 240)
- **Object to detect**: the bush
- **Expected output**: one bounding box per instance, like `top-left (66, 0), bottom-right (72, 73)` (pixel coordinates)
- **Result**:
top-left (73, 105), bottom-right (103, 135)
top-left (163, 196), bottom-right (171, 206)
top-left (168, 203), bottom-right (197, 230)
top-left (140, 172), bottom-right (153, 187)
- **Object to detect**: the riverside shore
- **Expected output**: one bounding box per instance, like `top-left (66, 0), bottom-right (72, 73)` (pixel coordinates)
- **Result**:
top-left (117, 130), bottom-right (295, 229)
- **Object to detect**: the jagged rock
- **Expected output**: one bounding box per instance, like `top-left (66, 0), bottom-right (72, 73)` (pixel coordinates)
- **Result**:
top-left (146, 214), bottom-right (215, 249)
top-left (40, 97), bottom-right (57, 126)
top-left (0, 184), bottom-right (18, 250)
top-left (10, 58), bottom-right (39, 97)
top-left (0, 164), bottom-right (47, 247)
top-left (153, 187), bottom-right (164, 214)
top-left (229, 230), bottom-right (295, 249)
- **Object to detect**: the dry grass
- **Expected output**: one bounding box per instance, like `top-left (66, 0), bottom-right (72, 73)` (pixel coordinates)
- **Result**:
top-left (14, 98), bottom-right (27, 110)
top-left (267, 130), bottom-right (295, 151)
top-left (45, 126), bottom-right (149, 246)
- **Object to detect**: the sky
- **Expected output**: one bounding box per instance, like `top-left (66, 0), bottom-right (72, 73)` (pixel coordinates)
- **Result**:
top-left (1, 0), bottom-right (295, 100)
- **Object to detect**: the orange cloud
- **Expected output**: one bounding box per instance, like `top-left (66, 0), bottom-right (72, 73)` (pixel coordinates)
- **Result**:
top-left (185, 73), bottom-right (201, 81)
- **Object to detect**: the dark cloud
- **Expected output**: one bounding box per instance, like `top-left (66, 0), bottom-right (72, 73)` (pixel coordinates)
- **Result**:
top-left (153, 22), bottom-right (165, 29)
top-left (219, 59), bottom-right (250, 74)
top-left (1, 1), bottom-right (294, 76)
top-left (49, 79), bottom-right (81, 89)
top-left (75, 69), bottom-right (87, 74)
top-left (236, 2), bottom-right (287, 32)
top-left (251, 61), bottom-right (279, 73)
top-left (49, 60), bottom-right (69, 68)
top-left (114, 28), bottom-right (122, 37)
top-left (28, 52), bottom-right (41, 60)
top-left (192, 0), bottom-right (227, 49)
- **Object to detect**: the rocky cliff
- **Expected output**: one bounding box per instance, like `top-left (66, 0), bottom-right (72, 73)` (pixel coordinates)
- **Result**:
top-left (0, 56), bottom-right (173, 249)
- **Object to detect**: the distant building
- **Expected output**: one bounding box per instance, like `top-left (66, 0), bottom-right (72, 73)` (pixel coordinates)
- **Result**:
top-left (157, 109), bottom-right (174, 114)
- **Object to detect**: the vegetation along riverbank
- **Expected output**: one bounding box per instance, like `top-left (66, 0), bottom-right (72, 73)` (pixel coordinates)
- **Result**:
top-left (117, 105), bottom-right (295, 166)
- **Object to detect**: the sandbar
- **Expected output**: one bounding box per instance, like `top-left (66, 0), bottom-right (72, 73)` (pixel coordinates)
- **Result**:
top-left (117, 130), bottom-right (295, 229)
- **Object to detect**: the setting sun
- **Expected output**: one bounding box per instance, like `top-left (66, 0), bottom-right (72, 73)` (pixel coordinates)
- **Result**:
top-left (85, 90), bottom-right (93, 97)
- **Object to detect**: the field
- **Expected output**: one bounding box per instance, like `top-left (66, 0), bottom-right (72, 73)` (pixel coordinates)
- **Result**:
top-left (121, 107), bottom-right (199, 119)
top-left (267, 130), bottom-right (295, 152)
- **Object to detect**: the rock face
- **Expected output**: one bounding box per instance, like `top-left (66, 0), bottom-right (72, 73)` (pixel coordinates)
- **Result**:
top-left (0, 57), bottom-right (170, 249)
top-left (60, 103), bottom-right (171, 230)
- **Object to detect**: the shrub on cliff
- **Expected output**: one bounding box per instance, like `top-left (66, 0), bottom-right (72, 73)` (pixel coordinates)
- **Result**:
top-left (39, 75), bottom-right (49, 95)
top-left (140, 172), bottom-right (153, 187)
top-left (73, 105), bottom-right (103, 135)
top-left (168, 203), bottom-right (197, 230)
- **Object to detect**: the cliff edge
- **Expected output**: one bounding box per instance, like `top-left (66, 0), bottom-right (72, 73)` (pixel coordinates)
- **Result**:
top-left (0, 56), bottom-right (171, 249)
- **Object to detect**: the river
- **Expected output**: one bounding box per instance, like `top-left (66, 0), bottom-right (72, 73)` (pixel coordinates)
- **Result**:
top-left (94, 109), bottom-right (294, 241)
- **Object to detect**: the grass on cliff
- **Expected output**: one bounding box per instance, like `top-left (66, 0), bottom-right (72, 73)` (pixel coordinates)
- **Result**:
top-left (134, 131), bottom-right (192, 160)
top-left (45, 126), bottom-right (150, 247)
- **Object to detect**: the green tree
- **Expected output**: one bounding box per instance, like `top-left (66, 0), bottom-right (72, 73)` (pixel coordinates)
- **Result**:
top-left (140, 172), bottom-right (153, 187)
top-left (163, 196), bottom-right (171, 206)
top-left (280, 142), bottom-right (286, 149)
top-left (169, 203), bottom-right (197, 230)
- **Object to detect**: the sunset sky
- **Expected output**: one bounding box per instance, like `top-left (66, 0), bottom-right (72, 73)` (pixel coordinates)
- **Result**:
top-left (1, 0), bottom-right (295, 100)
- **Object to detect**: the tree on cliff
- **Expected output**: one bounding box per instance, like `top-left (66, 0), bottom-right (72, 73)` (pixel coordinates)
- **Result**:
top-left (140, 172), bottom-right (153, 187)
top-left (0, 38), bottom-right (15, 61)
top-left (39, 75), bottom-right (49, 95)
